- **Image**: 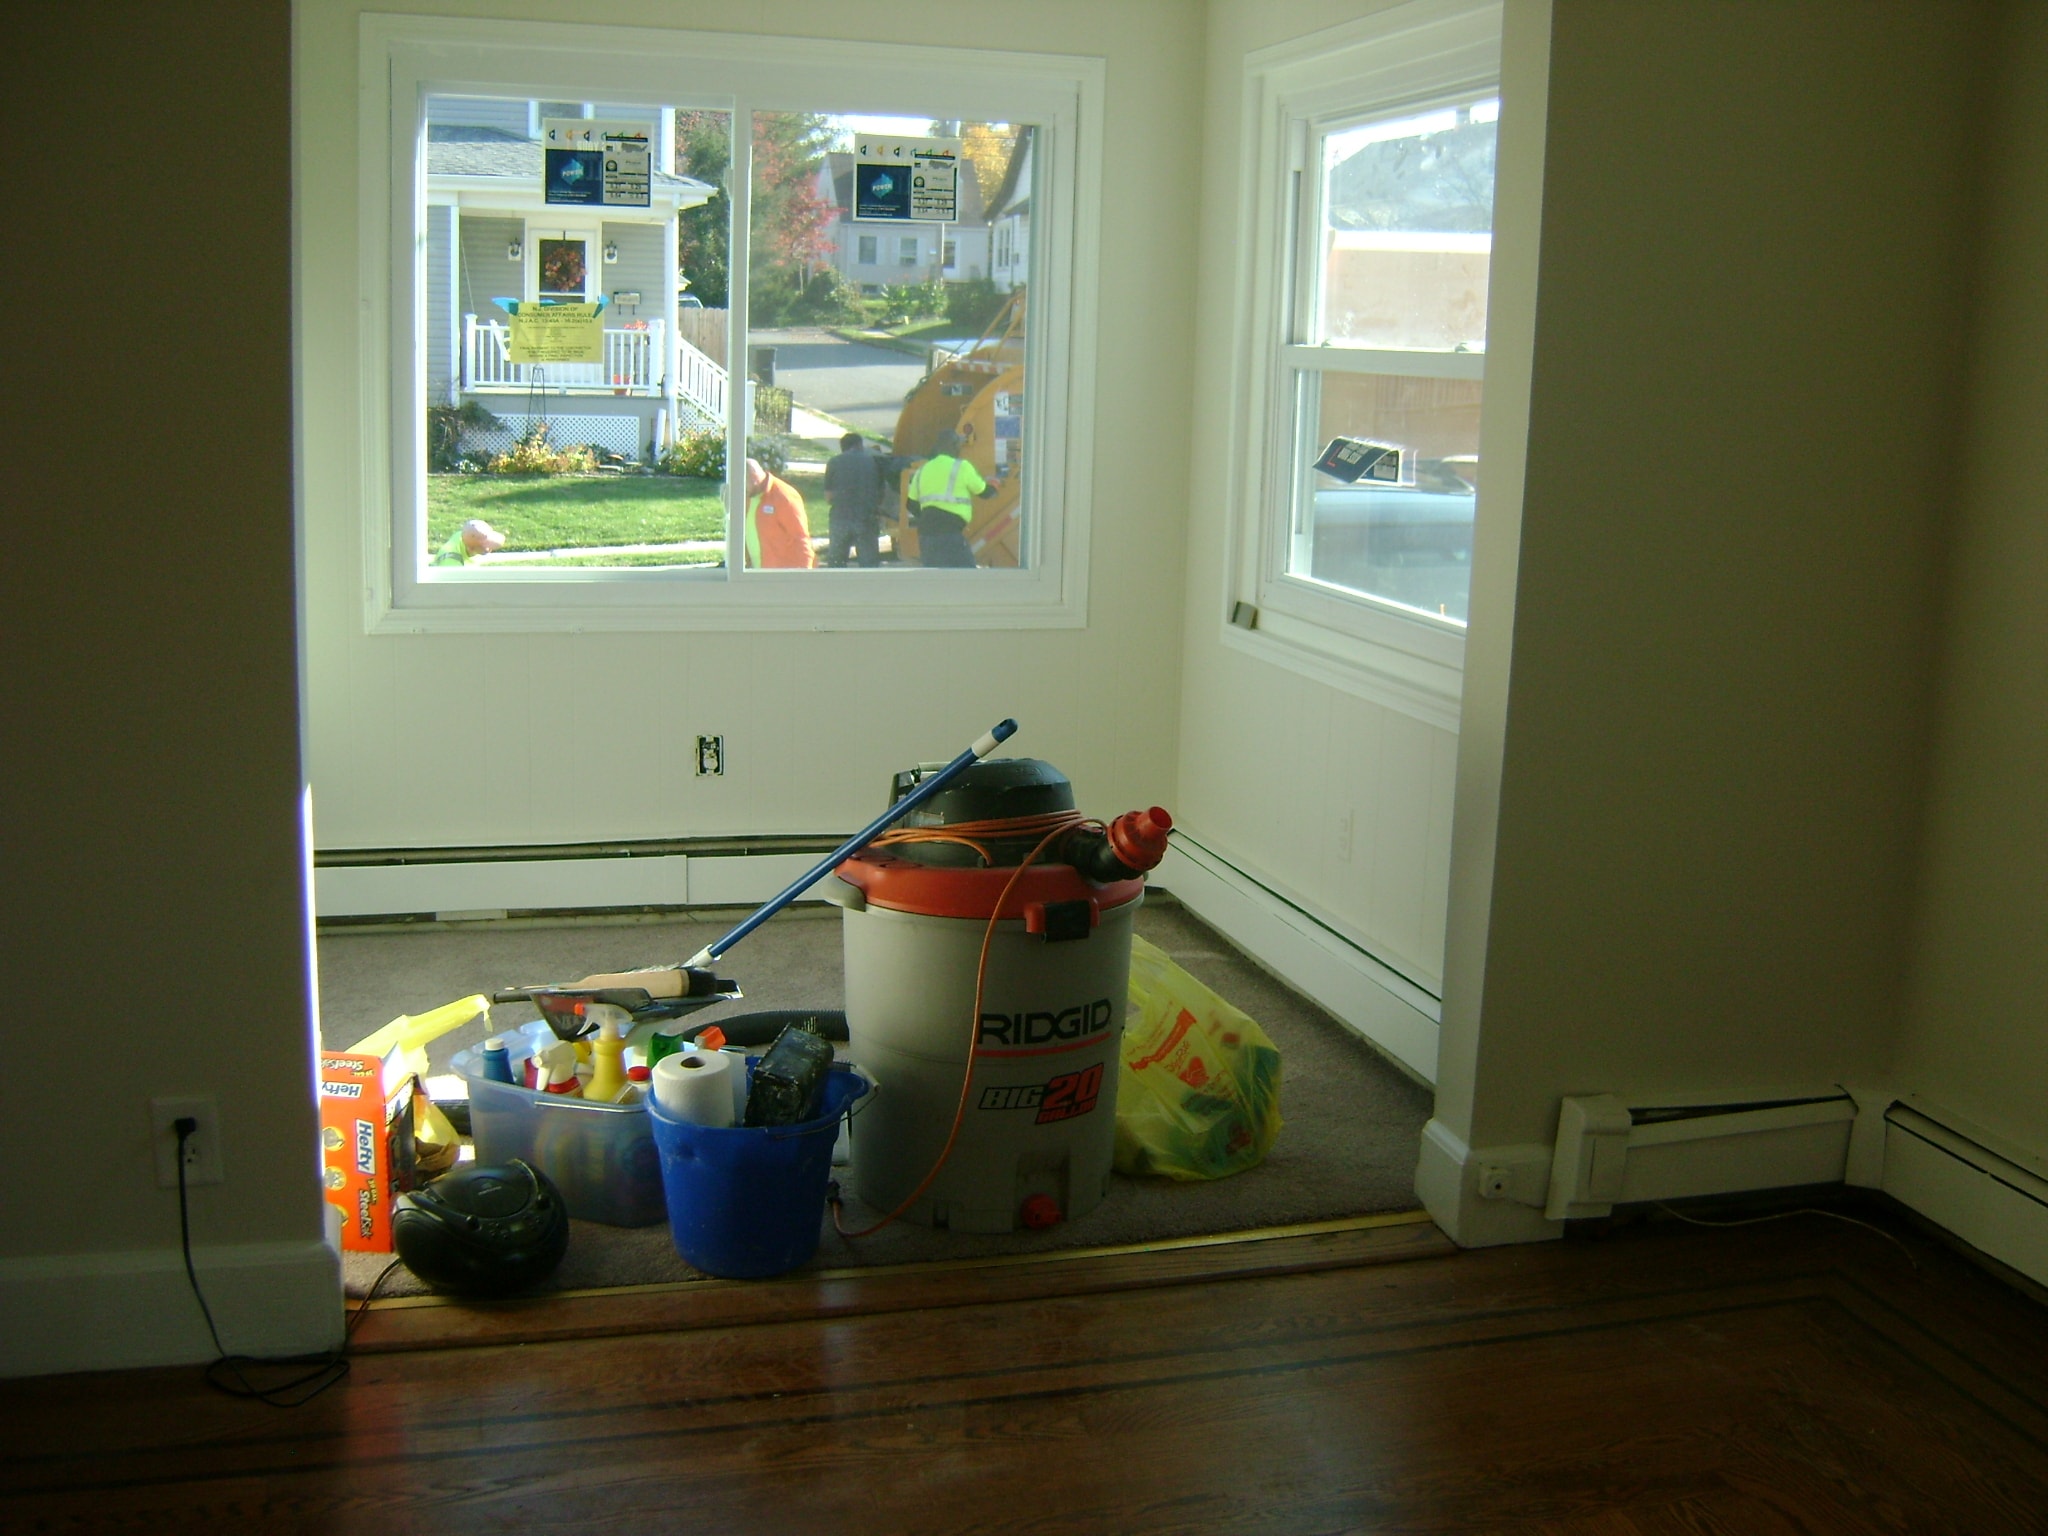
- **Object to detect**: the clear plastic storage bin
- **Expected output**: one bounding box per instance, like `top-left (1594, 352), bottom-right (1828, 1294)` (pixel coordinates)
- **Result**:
top-left (450, 1020), bottom-right (665, 1227)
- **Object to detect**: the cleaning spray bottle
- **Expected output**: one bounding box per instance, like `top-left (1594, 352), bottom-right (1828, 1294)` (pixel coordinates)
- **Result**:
top-left (582, 1003), bottom-right (634, 1104)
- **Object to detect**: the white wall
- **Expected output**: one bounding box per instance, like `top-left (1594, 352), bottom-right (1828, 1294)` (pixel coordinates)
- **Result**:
top-left (1894, 0), bottom-right (2048, 1178)
top-left (1424, 0), bottom-right (1989, 1238)
top-left (295, 0), bottom-right (1204, 856)
top-left (1177, 0), bottom-right (1465, 1001)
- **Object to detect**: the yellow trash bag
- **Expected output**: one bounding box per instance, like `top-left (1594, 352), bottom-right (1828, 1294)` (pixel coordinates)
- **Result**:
top-left (1114, 935), bottom-right (1282, 1180)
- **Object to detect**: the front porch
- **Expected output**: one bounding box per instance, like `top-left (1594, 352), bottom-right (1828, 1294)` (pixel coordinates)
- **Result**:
top-left (461, 314), bottom-right (731, 444)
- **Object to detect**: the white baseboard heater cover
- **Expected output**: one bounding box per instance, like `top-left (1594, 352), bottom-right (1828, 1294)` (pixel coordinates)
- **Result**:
top-left (314, 849), bottom-right (824, 920)
top-left (1546, 1093), bottom-right (1857, 1221)
top-left (1883, 1106), bottom-right (2048, 1290)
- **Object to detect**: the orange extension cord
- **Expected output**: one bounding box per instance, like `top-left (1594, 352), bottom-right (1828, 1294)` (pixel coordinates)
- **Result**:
top-left (831, 810), bottom-right (1100, 1239)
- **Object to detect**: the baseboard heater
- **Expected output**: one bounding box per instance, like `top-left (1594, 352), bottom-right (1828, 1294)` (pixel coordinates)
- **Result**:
top-left (1883, 1105), bottom-right (2048, 1290)
top-left (1546, 1092), bottom-right (1857, 1222)
top-left (313, 838), bottom-right (841, 921)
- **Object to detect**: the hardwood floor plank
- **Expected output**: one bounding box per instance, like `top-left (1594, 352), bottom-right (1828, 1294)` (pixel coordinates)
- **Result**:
top-left (5, 1213), bottom-right (2045, 1536)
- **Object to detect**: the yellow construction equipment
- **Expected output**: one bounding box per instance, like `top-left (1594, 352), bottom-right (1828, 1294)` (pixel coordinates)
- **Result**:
top-left (886, 287), bottom-right (1026, 568)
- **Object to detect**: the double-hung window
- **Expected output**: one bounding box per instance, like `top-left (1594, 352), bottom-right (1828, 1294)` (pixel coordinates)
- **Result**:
top-left (352, 16), bottom-right (1100, 632)
top-left (1232, 0), bottom-right (1501, 724)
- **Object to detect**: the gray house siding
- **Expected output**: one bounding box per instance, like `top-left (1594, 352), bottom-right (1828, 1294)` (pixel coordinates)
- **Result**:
top-left (457, 215), bottom-right (526, 343)
top-left (426, 204), bottom-right (458, 403)
top-left (599, 221), bottom-right (667, 328)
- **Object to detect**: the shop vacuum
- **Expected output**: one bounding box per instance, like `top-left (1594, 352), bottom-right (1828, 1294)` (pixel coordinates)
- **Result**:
top-left (827, 757), bottom-right (1172, 1234)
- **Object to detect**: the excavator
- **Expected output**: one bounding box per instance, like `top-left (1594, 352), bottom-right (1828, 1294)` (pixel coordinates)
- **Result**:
top-left (884, 286), bottom-right (1026, 568)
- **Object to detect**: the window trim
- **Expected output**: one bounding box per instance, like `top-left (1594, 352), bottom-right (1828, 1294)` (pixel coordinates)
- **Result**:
top-left (1225, 0), bottom-right (1502, 728)
top-left (353, 14), bottom-right (1101, 633)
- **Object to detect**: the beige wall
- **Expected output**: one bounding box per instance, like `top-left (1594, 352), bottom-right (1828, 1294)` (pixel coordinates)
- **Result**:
top-left (295, 0), bottom-right (1203, 854)
top-left (1895, 0), bottom-right (2048, 1171)
top-left (1176, 0), bottom-right (1466, 998)
top-left (1442, 0), bottom-right (1987, 1147)
top-left (6, 3), bottom-right (325, 1262)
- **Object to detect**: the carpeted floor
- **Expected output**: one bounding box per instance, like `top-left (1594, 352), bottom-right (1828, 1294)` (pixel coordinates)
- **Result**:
top-left (317, 895), bottom-right (1435, 1297)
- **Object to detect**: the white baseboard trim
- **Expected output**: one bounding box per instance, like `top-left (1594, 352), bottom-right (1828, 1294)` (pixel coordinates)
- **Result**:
top-left (0, 1238), bottom-right (343, 1379)
top-left (315, 849), bottom-right (824, 920)
top-left (1153, 837), bottom-right (1440, 1084)
top-left (1883, 1106), bottom-right (2048, 1290)
top-left (1416, 1119), bottom-right (1562, 1247)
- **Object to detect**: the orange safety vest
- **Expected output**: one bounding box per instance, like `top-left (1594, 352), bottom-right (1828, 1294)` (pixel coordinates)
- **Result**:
top-left (747, 474), bottom-right (816, 569)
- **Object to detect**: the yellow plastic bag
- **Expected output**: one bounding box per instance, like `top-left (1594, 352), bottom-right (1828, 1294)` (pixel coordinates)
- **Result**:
top-left (1114, 935), bottom-right (1283, 1180)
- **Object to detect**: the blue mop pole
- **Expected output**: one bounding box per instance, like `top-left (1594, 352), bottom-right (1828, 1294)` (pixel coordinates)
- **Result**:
top-left (680, 719), bottom-right (1017, 969)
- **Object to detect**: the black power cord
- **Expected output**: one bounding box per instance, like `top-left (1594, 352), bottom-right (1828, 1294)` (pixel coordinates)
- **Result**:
top-left (174, 1117), bottom-right (398, 1407)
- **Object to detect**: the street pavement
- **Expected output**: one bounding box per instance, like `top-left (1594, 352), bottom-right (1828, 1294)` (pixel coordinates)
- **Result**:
top-left (749, 326), bottom-right (927, 437)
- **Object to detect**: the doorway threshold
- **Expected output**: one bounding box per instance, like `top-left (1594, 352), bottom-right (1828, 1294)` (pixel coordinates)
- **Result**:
top-left (347, 1210), bottom-right (1450, 1355)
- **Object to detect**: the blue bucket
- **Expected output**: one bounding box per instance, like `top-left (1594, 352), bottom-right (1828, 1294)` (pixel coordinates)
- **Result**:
top-left (647, 1065), bottom-right (870, 1279)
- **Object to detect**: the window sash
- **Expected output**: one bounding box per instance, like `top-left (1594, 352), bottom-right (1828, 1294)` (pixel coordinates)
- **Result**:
top-left (1225, 0), bottom-right (1500, 719)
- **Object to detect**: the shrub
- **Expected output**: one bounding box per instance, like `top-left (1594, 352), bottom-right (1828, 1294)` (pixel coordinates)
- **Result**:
top-left (488, 423), bottom-right (597, 475)
top-left (656, 431), bottom-right (789, 480)
top-left (945, 277), bottom-right (1005, 332)
top-left (788, 270), bottom-right (862, 324)
top-left (660, 429), bottom-right (725, 479)
top-left (753, 385), bottom-right (793, 435)
top-left (426, 401), bottom-right (503, 471)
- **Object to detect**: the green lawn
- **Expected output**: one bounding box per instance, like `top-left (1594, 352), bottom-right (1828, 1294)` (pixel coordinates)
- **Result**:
top-left (427, 469), bottom-right (832, 565)
top-left (428, 473), bottom-right (725, 551)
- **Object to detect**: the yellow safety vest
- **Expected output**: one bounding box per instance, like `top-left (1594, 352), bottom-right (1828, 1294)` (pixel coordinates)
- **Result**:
top-left (910, 455), bottom-right (984, 521)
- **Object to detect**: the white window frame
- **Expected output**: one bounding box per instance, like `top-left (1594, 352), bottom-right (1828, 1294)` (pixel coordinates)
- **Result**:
top-left (355, 15), bottom-right (1101, 633)
top-left (1226, 0), bottom-right (1501, 728)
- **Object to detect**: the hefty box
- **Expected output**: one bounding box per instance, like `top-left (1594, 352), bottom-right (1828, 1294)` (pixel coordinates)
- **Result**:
top-left (319, 1052), bottom-right (392, 1252)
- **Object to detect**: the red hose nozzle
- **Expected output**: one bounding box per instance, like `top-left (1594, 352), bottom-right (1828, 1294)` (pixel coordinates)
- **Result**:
top-left (1106, 807), bottom-right (1173, 873)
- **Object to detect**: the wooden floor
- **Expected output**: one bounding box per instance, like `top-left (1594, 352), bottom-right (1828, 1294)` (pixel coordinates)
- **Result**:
top-left (6, 1207), bottom-right (2047, 1534)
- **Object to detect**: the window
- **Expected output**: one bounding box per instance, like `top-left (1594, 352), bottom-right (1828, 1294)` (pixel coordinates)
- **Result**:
top-left (1230, 0), bottom-right (1501, 722)
top-left (943, 239), bottom-right (957, 268)
top-left (353, 16), bottom-right (1102, 631)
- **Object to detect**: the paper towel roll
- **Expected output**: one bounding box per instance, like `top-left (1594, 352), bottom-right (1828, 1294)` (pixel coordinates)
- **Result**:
top-left (652, 1048), bottom-right (736, 1127)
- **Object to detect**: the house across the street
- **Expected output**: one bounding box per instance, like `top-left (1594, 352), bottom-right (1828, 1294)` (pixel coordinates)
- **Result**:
top-left (426, 95), bottom-right (722, 461)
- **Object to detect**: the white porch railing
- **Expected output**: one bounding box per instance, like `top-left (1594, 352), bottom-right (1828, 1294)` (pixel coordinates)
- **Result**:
top-left (672, 336), bottom-right (727, 430)
top-left (464, 315), bottom-right (666, 393)
top-left (462, 315), bottom-right (738, 440)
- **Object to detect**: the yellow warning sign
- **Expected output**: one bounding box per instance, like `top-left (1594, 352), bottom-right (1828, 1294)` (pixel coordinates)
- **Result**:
top-left (507, 302), bottom-right (604, 364)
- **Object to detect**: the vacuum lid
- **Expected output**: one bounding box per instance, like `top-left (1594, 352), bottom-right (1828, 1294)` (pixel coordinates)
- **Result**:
top-left (892, 757), bottom-right (1074, 827)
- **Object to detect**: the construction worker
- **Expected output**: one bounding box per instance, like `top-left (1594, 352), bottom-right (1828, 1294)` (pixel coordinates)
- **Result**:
top-left (905, 429), bottom-right (999, 568)
top-left (432, 518), bottom-right (506, 565)
top-left (743, 457), bottom-right (816, 569)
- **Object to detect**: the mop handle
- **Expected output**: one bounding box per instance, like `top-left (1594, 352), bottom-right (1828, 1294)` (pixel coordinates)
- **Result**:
top-left (680, 719), bottom-right (1017, 969)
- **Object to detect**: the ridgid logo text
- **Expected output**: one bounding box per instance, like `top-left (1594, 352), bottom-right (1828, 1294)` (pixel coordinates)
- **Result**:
top-left (977, 998), bottom-right (1113, 1048)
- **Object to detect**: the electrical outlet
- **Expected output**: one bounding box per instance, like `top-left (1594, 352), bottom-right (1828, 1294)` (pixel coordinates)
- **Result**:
top-left (1333, 809), bottom-right (1354, 862)
top-left (695, 735), bottom-right (724, 776)
top-left (152, 1097), bottom-right (224, 1188)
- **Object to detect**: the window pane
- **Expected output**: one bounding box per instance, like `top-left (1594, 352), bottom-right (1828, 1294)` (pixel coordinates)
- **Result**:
top-left (1314, 98), bottom-right (1496, 351)
top-left (1294, 369), bottom-right (1481, 623)
top-left (419, 92), bottom-right (732, 572)
top-left (747, 111), bottom-right (1030, 571)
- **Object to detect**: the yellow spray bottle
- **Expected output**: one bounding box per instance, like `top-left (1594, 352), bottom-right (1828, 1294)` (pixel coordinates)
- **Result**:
top-left (582, 1003), bottom-right (634, 1104)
